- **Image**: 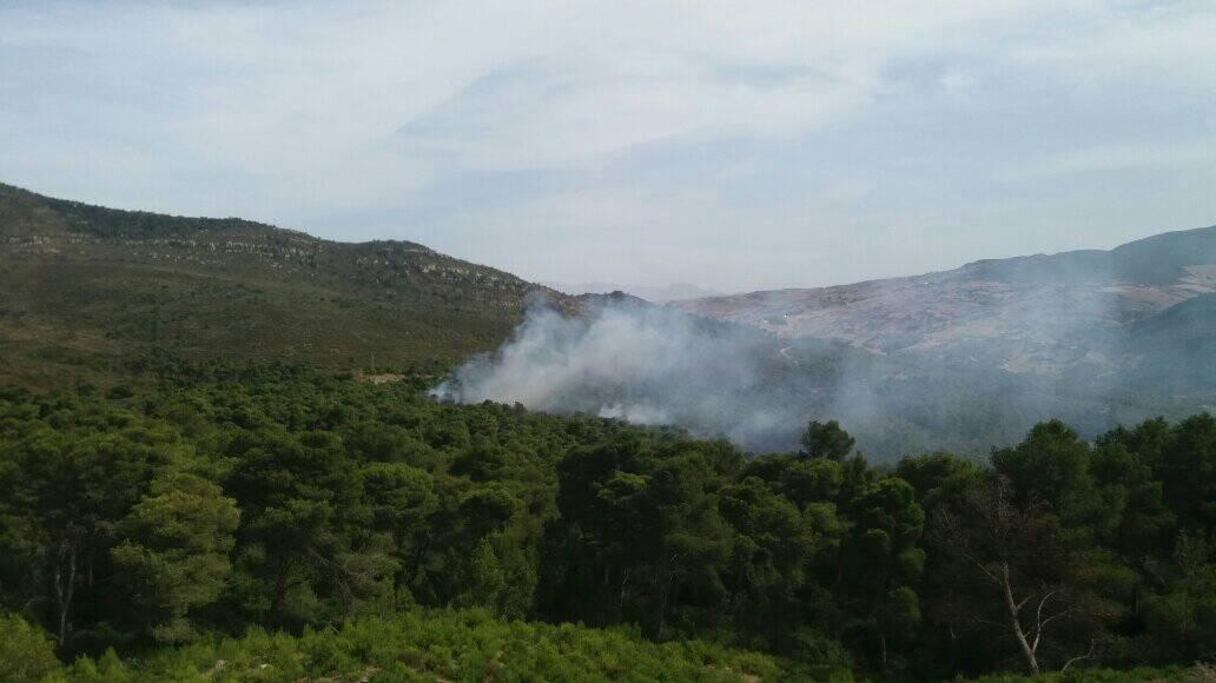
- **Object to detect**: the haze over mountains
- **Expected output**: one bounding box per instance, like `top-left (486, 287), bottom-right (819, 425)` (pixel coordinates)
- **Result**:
top-left (546, 281), bottom-right (725, 302)
top-left (443, 227), bottom-right (1216, 456)
top-left (3, 182), bottom-right (1213, 457)
top-left (678, 227), bottom-right (1216, 379)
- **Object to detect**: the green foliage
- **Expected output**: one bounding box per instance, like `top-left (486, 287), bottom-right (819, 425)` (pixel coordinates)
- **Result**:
top-left (992, 420), bottom-right (1101, 525)
top-left (0, 183), bottom-right (566, 390)
top-left (0, 365), bottom-right (1214, 680)
top-left (1155, 413), bottom-right (1216, 532)
top-left (53, 609), bottom-right (817, 682)
top-left (961, 665), bottom-right (1197, 682)
top-left (0, 612), bottom-right (62, 682)
top-left (110, 472), bottom-right (239, 642)
top-left (801, 419), bottom-right (856, 460)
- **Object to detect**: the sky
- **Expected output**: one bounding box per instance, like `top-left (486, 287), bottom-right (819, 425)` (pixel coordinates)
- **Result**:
top-left (2, 1), bottom-right (1215, 293)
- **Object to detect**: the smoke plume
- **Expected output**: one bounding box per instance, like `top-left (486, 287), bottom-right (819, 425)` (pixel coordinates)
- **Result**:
top-left (432, 298), bottom-right (806, 450)
top-left (432, 279), bottom-right (1211, 459)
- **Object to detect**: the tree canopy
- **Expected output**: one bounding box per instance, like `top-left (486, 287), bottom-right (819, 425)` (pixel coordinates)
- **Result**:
top-left (0, 364), bottom-right (1214, 680)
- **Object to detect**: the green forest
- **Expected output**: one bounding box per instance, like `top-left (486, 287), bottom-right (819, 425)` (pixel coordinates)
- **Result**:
top-left (1, 360), bottom-right (1214, 681)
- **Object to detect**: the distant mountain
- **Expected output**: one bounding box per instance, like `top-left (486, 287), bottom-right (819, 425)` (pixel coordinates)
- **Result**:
top-left (547, 281), bottom-right (725, 302)
top-left (677, 226), bottom-right (1216, 375)
top-left (4, 181), bottom-right (1212, 455)
top-left (0, 183), bottom-right (568, 387)
top-left (668, 227), bottom-right (1216, 454)
top-left (1126, 292), bottom-right (1216, 393)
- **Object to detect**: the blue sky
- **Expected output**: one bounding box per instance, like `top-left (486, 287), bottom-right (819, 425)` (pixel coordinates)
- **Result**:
top-left (2, 1), bottom-right (1215, 291)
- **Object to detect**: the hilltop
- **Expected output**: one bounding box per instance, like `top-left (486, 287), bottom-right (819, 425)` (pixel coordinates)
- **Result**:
top-left (0, 183), bottom-right (568, 387)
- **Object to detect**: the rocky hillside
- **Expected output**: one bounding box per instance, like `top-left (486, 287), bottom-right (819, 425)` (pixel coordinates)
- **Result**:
top-left (656, 227), bottom-right (1216, 454)
top-left (0, 183), bottom-right (567, 386)
top-left (677, 226), bottom-right (1216, 378)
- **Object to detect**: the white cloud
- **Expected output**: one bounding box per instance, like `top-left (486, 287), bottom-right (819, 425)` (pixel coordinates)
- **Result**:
top-left (938, 68), bottom-right (977, 96)
top-left (1, 1), bottom-right (1215, 289)
top-left (1013, 2), bottom-right (1216, 88)
top-left (1021, 140), bottom-right (1216, 177)
top-left (0, 1), bottom-right (1045, 178)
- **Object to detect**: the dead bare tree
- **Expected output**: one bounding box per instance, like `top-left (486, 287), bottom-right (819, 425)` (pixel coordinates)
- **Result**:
top-left (933, 476), bottom-right (1095, 675)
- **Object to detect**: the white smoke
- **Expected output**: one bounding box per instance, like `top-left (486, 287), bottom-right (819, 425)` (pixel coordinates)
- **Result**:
top-left (432, 299), bottom-right (801, 448)
top-left (430, 277), bottom-right (1195, 458)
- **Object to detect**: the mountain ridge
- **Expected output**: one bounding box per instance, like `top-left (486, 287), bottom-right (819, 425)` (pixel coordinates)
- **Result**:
top-left (676, 224), bottom-right (1216, 360)
top-left (0, 182), bottom-right (570, 387)
top-left (3, 182), bottom-right (1213, 453)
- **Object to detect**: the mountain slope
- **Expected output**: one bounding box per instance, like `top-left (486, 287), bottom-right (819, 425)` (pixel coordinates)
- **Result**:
top-left (677, 227), bottom-right (1216, 376)
top-left (0, 183), bottom-right (566, 386)
top-left (1126, 292), bottom-right (1216, 393)
top-left (661, 227), bottom-right (1216, 454)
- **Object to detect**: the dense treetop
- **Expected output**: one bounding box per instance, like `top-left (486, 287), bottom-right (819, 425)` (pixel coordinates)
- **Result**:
top-left (0, 361), bottom-right (1213, 681)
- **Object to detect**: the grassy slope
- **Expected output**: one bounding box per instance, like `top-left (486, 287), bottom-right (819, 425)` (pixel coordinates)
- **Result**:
top-left (0, 183), bottom-right (567, 388)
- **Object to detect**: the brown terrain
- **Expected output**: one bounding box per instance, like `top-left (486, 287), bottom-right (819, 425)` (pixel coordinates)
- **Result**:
top-left (677, 227), bottom-right (1216, 378)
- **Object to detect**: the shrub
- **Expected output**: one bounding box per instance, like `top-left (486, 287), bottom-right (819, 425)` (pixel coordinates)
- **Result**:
top-left (0, 613), bottom-right (62, 683)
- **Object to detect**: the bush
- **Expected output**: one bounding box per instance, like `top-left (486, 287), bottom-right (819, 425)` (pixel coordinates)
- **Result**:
top-left (0, 612), bottom-right (62, 683)
top-left (56, 610), bottom-right (823, 682)
top-left (962, 665), bottom-right (1194, 683)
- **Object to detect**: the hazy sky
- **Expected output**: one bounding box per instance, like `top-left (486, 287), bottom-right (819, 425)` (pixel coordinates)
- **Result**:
top-left (3, 1), bottom-right (1215, 292)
